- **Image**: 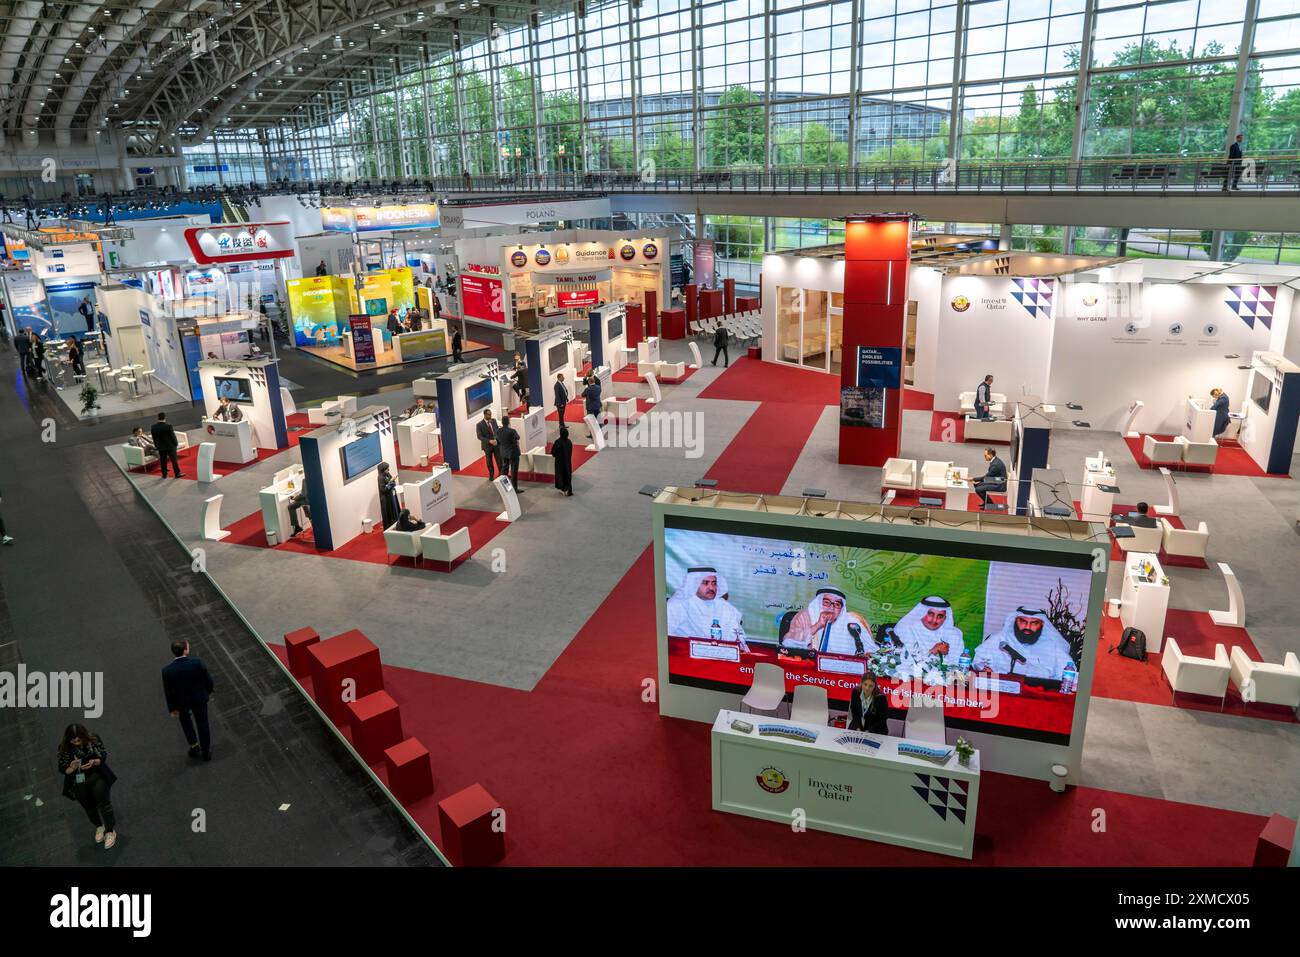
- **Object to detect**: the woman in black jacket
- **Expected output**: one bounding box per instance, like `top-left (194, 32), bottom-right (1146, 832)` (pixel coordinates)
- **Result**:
top-left (848, 674), bottom-right (890, 734)
top-left (58, 723), bottom-right (119, 849)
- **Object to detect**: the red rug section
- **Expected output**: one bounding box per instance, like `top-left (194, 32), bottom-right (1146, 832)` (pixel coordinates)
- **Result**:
top-left (612, 364), bottom-right (699, 385)
top-left (703, 402), bottom-right (827, 496)
top-left (697, 356), bottom-right (841, 405)
top-left (271, 548), bottom-right (1269, 865)
top-left (1092, 610), bottom-right (1298, 724)
top-left (127, 441), bottom-right (289, 480)
top-left (449, 438), bottom-right (598, 480)
top-left (1124, 433), bottom-right (1291, 479)
top-left (903, 388), bottom-right (935, 411)
top-left (221, 506), bottom-right (504, 570)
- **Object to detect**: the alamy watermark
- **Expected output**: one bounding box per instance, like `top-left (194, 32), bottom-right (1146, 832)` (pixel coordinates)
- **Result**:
top-left (0, 665), bottom-right (103, 718)
top-left (600, 409), bottom-right (704, 458)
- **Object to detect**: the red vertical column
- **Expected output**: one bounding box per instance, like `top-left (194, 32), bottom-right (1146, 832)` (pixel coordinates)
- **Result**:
top-left (683, 283), bottom-right (697, 334)
top-left (839, 217), bottom-right (911, 467)
top-left (625, 303), bottom-right (643, 348)
top-left (723, 277), bottom-right (736, 315)
top-left (644, 289), bottom-right (659, 338)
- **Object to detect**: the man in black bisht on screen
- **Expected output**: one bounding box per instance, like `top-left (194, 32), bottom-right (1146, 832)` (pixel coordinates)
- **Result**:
top-left (377, 462), bottom-right (401, 529)
top-left (552, 426), bottom-right (574, 497)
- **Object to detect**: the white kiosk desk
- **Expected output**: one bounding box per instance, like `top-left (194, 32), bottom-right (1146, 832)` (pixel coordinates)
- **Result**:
top-left (259, 465), bottom-right (307, 545)
top-left (712, 710), bottom-right (979, 859)
top-left (397, 412), bottom-right (441, 464)
top-left (1081, 454), bottom-right (1119, 522)
top-left (202, 418), bottom-right (256, 463)
top-left (1120, 552), bottom-right (1170, 652)
top-left (1185, 398), bottom-right (1217, 443)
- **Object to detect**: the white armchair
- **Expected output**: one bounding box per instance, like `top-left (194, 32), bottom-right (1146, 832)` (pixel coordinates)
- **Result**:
top-left (1142, 435), bottom-right (1183, 467)
top-left (1161, 637), bottom-right (1230, 708)
top-left (384, 524), bottom-right (429, 567)
top-left (882, 457), bottom-right (918, 491)
top-left (420, 524), bottom-right (472, 570)
top-left (122, 444), bottom-right (156, 468)
top-left (958, 391), bottom-right (1007, 416)
top-left (1114, 521), bottom-right (1164, 554)
top-left (920, 460), bottom-right (953, 491)
top-left (1159, 518), bottom-right (1209, 559)
top-left (1174, 435), bottom-right (1218, 472)
top-left (1229, 647), bottom-right (1300, 709)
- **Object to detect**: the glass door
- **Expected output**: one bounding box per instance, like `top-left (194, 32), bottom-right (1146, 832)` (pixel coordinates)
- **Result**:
top-left (801, 289), bottom-right (829, 372)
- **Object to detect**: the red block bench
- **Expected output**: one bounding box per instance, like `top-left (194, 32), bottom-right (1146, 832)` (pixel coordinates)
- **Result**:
top-left (437, 783), bottom-right (506, 866)
top-left (384, 737), bottom-right (434, 804)
top-left (284, 627), bottom-right (321, 679)
top-left (346, 690), bottom-right (403, 764)
top-left (307, 629), bottom-right (383, 725)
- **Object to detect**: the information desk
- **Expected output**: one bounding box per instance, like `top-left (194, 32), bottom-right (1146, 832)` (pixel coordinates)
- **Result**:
top-left (1120, 552), bottom-right (1170, 652)
top-left (1080, 457), bottom-right (1118, 523)
top-left (711, 710), bottom-right (979, 858)
top-left (397, 412), bottom-right (441, 464)
top-left (259, 465), bottom-right (307, 545)
top-left (393, 327), bottom-right (449, 363)
top-left (201, 418), bottom-right (255, 463)
top-left (1185, 397), bottom-right (1217, 444)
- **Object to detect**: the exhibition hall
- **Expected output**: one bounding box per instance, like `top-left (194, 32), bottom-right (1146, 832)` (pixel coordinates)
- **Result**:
top-left (1, 0), bottom-right (1298, 925)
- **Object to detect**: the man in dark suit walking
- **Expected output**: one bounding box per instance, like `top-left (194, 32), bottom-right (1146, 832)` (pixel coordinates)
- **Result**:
top-left (973, 446), bottom-right (1007, 509)
top-left (712, 320), bottom-right (729, 367)
top-left (451, 328), bottom-right (463, 364)
top-left (151, 412), bottom-right (183, 478)
top-left (498, 414), bottom-right (522, 492)
top-left (475, 408), bottom-right (501, 479)
top-left (1224, 133), bottom-right (1245, 191)
top-left (554, 372), bottom-right (570, 424)
top-left (162, 640), bottom-right (215, 761)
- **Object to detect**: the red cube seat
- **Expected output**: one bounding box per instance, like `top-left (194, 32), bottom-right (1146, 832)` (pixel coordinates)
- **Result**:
top-left (346, 690), bottom-right (403, 764)
top-left (384, 737), bottom-right (433, 804)
top-left (437, 784), bottom-right (505, 866)
top-left (307, 629), bottom-right (383, 725)
top-left (284, 627), bottom-right (320, 679)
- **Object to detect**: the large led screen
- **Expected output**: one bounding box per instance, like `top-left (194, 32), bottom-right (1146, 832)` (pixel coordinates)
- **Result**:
top-left (663, 520), bottom-right (1095, 744)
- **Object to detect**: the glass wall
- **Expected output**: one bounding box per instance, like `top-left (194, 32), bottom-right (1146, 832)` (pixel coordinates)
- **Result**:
top-left (246, 0), bottom-right (1294, 181)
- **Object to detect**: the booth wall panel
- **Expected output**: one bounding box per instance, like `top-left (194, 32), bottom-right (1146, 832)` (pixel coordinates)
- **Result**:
top-left (645, 289), bottom-right (659, 338)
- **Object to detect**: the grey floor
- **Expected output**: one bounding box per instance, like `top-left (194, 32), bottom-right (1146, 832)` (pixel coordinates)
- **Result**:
top-left (112, 340), bottom-right (1300, 821)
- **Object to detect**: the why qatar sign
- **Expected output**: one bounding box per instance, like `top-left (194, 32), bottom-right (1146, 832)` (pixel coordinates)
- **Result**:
top-left (184, 222), bottom-right (295, 264)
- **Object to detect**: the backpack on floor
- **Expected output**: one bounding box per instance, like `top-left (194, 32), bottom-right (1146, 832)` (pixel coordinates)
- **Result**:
top-left (1110, 627), bottom-right (1147, 662)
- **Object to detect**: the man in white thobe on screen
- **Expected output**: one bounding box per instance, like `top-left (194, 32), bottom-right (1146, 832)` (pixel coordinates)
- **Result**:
top-left (971, 606), bottom-right (1075, 680)
top-left (782, 587), bottom-right (876, 657)
top-left (893, 595), bottom-right (966, 667)
top-left (666, 566), bottom-right (750, 651)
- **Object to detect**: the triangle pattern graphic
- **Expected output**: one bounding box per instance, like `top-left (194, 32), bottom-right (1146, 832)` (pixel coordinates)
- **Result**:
top-left (928, 801), bottom-right (949, 820)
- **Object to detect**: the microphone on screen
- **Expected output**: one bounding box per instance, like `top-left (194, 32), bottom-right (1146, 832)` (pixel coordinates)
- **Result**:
top-left (847, 622), bottom-right (864, 656)
top-left (1000, 641), bottom-right (1027, 674)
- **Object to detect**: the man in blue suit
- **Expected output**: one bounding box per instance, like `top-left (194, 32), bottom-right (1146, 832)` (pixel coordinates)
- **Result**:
top-left (162, 640), bottom-right (216, 761)
top-left (1210, 388), bottom-right (1231, 438)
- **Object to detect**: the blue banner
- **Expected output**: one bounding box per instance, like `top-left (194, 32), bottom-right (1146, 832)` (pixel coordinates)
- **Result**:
top-left (856, 346), bottom-right (903, 389)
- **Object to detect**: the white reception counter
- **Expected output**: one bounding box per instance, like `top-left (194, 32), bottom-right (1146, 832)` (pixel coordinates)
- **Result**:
top-left (711, 710), bottom-right (980, 859)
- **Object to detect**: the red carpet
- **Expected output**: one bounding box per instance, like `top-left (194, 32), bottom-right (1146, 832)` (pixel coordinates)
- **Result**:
top-left (221, 506), bottom-right (504, 570)
top-left (697, 356), bottom-right (840, 405)
top-left (1092, 502), bottom-right (1209, 569)
top-left (451, 438), bottom-right (597, 479)
top-left (272, 549), bottom-right (1270, 865)
top-left (1124, 433), bottom-right (1291, 479)
top-left (703, 402), bottom-right (826, 495)
top-left (928, 410), bottom-right (1009, 445)
top-left (613, 364), bottom-right (698, 385)
top-left (903, 388), bottom-right (935, 411)
top-left (127, 441), bottom-right (291, 480)
top-left (1092, 610), bottom-right (1297, 723)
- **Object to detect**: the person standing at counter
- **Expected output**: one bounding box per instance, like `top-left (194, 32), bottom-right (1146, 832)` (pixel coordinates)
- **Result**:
top-left (554, 372), bottom-right (570, 424)
top-left (1210, 387), bottom-right (1231, 438)
top-left (213, 397), bottom-right (243, 422)
top-left (553, 426), bottom-right (574, 497)
top-left (476, 408), bottom-right (501, 480)
top-left (377, 463), bottom-right (400, 529)
top-left (151, 412), bottom-right (183, 479)
top-left (386, 310), bottom-right (402, 342)
top-left (498, 414), bottom-right (522, 492)
top-left (848, 674), bottom-right (889, 734)
top-left (582, 373), bottom-right (602, 420)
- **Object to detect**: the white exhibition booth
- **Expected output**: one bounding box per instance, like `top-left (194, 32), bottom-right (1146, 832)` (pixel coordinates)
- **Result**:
top-left (587, 302), bottom-right (628, 373)
top-left (761, 251), bottom-right (1300, 460)
top-left (196, 357), bottom-right (291, 458)
top-left (525, 328), bottom-right (577, 412)
top-left (297, 405), bottom-right (397, 551)
top-left (433, 358), bottom-right (504, 471)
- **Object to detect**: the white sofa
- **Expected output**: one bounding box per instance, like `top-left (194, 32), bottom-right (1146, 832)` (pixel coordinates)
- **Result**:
top-left (1159, 518), bottom-right (1209, 559)
top-left (420, 524), bottom-right (472, 570)
top-left (958, 391), bottom-right (1007, 416)
top-left (963, 416), bottom-right (1013, 443)
top-left (122, 444), bottom-right (156, 469)
top-left (1174, 435), bottom-right (1218, 471)
top-left (383, 524), bottom-right (428, 566)
top-left (1229, 648), bottom-right (1300, 709)
top-left (1161, 637), bottom-right (1230, 708)
top-left (920, 460), bottom-right (952, 492)
top-left (1114, 520), bottom-right (1164, 554)
top-left (882, 458), bottom-right (917, 491)
top-left (1142, 435), bottom-right (1183, 467)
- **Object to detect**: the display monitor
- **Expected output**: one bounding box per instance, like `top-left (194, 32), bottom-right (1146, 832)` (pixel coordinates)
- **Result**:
top-left (340, 431), bottom-right (382, 481)
top-left (465, 379), bottom-right (494, 416)
top-left (606, 314), bottom-right (623, 341)
top-left (1251, 374), bottom-right (1273, 414)
top-left (662, 517), bottom-right (1096, 745)
top-left (547, 340), bottom-right (569, 372)
top-left (213, 376), bottom-right (254, 404)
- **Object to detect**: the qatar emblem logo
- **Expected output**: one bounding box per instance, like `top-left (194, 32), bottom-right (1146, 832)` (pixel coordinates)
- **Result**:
top-left (535, 248), bottom-right (552, 266)
top-left (950, 295), bottom-right (970, 313)
top-left (1081, 292), bottom-right (1098, 307)
top-left (510, 250), bottom-right (528, 268)
top-left (756, 766), bottom-right (790, 794)
top-left (431, 479), bottom-right (442, 494)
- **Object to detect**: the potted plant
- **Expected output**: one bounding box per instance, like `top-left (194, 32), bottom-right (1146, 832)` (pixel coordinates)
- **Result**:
top-left (954, 737), bottom-right (975, 767)
top-left (79, 382), bottom-right (99, 415)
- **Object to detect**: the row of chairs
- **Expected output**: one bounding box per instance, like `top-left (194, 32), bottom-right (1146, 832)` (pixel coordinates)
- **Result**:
top-left (690, 311), bottom-right (762, 343)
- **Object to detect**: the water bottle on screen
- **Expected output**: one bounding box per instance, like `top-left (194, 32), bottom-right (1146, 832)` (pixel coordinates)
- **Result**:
top-left (1061, 659), bottom-right (1078, 694)
top-left (710, 618), bottom-right (722, 642)
top-left (958, 647), bottom-right (972, 672)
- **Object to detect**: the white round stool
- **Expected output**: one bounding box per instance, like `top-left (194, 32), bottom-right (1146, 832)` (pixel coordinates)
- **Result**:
top-left (1050, 764), bottom-right (1069, 793)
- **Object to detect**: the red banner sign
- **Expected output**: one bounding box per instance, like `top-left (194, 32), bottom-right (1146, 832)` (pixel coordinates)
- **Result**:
top-left (556, 289), bottom-right (601, 308)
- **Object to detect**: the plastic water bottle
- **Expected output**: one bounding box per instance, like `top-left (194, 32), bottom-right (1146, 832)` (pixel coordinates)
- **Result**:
top-left (958, 647), bottom-right (972, 672)
top-left (1061, 659), bottom-right (1078, 694)
top-left (710, 618), bottom-right (722, 642)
